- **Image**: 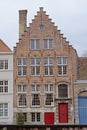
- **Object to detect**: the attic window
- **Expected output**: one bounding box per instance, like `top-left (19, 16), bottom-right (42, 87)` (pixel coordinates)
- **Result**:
top-left (39, 25), bottom-right (44, 30)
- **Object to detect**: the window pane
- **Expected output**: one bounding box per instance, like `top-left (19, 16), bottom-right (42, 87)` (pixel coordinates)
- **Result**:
top-left (49, 39), bottom-right (53, 49)
top-left (44, 40), bottom-right (47, 49)
top-left (36, 40), bottom-right (40, 50)
top-left (36, 59), bottom-right (40, 65)
top-left (23, 58), bottom-right (27, 65)
top-left (5, 60), bottom-right (8, 69)
top-left (30, 40), bottom-right (34, 50)
top-left (58, 84), bottom-right (68, 97)
top-left (49, 58), bottom-right (53, 65)
top-left (45, 94), bottom-right (53, 105)
top-left (32, 94), bottom-right (40, 105)
top-left (31, 59), bottom-right (35, 65)
top-left (36, 66), bottom-right (40, 75)
top-left (44, 58), bottom-right (48, 65)
top-left (44, 66), bottom-right (48, 75)
top-left (23, 66), bottom-right (27, 75)
top-left (49, 66), bottom-right (53, 75)
top-left (31, 67), bottom-right (35, 75)
top-left (18, 58), bottom-right (21, 65)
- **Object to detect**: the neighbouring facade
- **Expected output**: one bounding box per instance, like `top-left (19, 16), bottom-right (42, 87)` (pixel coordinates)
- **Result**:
top-left (0, 39), bottom-right (13, 124)
top-left (13, 7), bottom-right (78, 124)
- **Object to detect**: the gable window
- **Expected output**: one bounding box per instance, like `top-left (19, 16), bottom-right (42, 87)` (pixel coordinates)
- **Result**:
top-left (30, 58), bottom-right (40, 76)
top-left (58, 57), bottom-right (67, 76)
top-left (17, 84), bottom-right (27, 107)
top-left (0, 60), bottom-right (8, 69)
top-left (58, 84), bottom-right (68, 98)
top-left (44, 39), bottom-right (53, 49)
top-left (17, 58), bottom-right (27, 76)
top-left (0, 103), bottom-right (8, 117)
top-left (0, 81), bottom-right (8, 93)
top-left (31, 84), bottom-right (40, 106)
top-left (44, 57), bottom-right (53, 76)
top-left (31, 113), bottom-right (40, 122)
top-left (30, 39), bottom-right (40, 50)
top-left (45, 84), bottom-right (53, 106)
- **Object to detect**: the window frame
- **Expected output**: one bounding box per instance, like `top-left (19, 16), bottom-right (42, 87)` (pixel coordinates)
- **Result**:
top-left (17, 58), bottom-right (27, 76)
top-left (30, 58), bottom-right (40, 76)
top-left (44, 39), bottom-right (53, 50)
top-left (58, 84), bottom-right (68, 98)
top-left (0, 59), bottom-right (8, 70)
top-left (30, 39), bottom-right (40, 50)
top-left (31, 112), bottom-right (40, 122)
top-left (44, 84), bottom-right (54, 106)
top-left (17, 84), bottom-right (27, 107)
top-left (0, 81), bottom-right (8, 93)
top-left (0, 103), bottom-right (8, 117)
top-left (44, 57), bottom-right (53, 76)
top-left (58, 57), bottom-right (68, 76)
top-left (31, 84), bottom-right (40, 107)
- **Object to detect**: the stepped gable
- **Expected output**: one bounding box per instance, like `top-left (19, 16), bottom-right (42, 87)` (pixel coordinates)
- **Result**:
top-left (15, 7), bottom-right (76, 55)
top-left (0, 39), bottom-right (12, 52)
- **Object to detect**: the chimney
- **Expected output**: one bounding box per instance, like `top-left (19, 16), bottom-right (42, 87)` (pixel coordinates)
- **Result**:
top-left (19, 10), bottom-right (27, 38)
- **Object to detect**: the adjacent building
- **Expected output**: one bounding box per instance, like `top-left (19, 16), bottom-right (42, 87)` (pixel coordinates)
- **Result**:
top-left (0, 39), bottom-right (13, 124)
top-left (13, 7), bottom-right (78, 124)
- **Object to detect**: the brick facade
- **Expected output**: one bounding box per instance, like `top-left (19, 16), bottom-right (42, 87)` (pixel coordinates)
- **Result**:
top-left (13, 7), bottom-right (79, 124)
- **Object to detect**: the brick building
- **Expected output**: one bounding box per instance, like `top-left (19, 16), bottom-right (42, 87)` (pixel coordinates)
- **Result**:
top-left (13, 7), bottom-right (79, 124)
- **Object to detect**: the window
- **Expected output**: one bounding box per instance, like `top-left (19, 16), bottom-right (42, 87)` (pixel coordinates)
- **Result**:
top-left (0, 81), bottom-right (8, 93)
top-left (17, 84), bottom-right (27, 107)
top-left (17, 58), bottom-right (27, 76)
top-left (58, 84), bottom-right (68, 98)
top-left (44, 57), bottom-right (53, 76)
top-left (0, 60), bottom-right (8, 69)
top-left (45, 84), bottom-right (53, 106)
top-left (0, 103), bottom-right (8, 117)
top-left (23, 113), bottom-right (27, 122)
top-left (30, 39), bottom-right (40, 50)
top-left (31, 84), bottom-right (40, 106)
top-left (30, 58), bottom-right (40, 76)
top-left (31, 113), bottom-right (40, 122)
top-left (58, 57), bottom-right (67, 76)
top-left (44, 39), bottom-right (53, 49)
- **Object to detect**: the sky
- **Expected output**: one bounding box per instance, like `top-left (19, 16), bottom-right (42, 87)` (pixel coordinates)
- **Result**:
top-left (0, 0), bottom-right (87, 56)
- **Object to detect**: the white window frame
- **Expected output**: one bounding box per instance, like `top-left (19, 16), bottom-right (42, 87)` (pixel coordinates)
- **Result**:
top-left (31, 84), bottom-right (40, 107)
top-left (0, 81), bottom-right (8, 93)
top-left (0, 59), bottom-right (8, 70)
top-left (30, 58), bottom-right (40, 76)
top-left (58, 57), bottom-right (68, 76)
top-left (30, 39), bottom-right (40, 50)
top-left (44, 39), bottom-right (53, 49)
top-left (44, 57), bottom-right (53, 76)
top-left (31, 112), bottom-right (40, 122)
top-left (44, 84), bottom-right (54, 106)
top-left (0, 103), bottom-right (8, 118)
top-left (17, 58), bottom-right (27, 76)
top-left (17, 84), bottom-right (27, 107)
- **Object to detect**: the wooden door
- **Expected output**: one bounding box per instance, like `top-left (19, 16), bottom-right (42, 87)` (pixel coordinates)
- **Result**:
top-left (58, 103), bottom-right (68, 123)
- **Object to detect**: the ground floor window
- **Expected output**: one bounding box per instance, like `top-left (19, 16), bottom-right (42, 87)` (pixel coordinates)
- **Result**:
top-left (31, 112), bottom-right (40, 122)
top-left (0, 103), bottom-right (8, 117)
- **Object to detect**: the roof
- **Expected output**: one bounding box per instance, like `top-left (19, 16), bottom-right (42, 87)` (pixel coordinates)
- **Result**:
top-left (0, 39), bottom-right (12, 52)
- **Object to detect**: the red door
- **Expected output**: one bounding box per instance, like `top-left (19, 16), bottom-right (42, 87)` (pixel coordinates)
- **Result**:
top-left (58, 103), bottom-right (68, 123)
top-left (44, 112), bottom-right (54, 125)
